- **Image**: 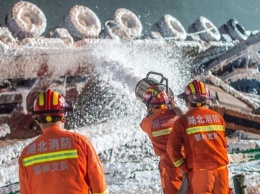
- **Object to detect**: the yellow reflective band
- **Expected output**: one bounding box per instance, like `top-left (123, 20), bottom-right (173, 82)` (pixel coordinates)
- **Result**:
top-left (199, 82), bottom-right (206, 94)
top-left (146, 88), bottom-right (155, 93)
top-left (23, 149), bottom-right (78, 167)
top-left (188, 83), bottom-right (196, 94)
top-left (193, 165), bottom-right (227, 171)
top-left (93, 188), bottom-right (108, 194)
top-left (39, 92), bottom-right (44, 106)
top-left (146, 88), bottom-right (159, 96)
top-left (186, 125), bottom-right (224, 135)
top-left (173, 158), bottom-right (184, 167)
top-left (152, 128), bottom-right (172, 137)
top-left (53, 91), bottom-right (59, 105)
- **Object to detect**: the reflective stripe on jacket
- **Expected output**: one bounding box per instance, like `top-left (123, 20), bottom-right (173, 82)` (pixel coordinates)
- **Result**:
top-left (19, 125), bottom-right (108, 194)
top-left (140, 108), bottom-right (178, 156)
top-left (167, 107), bottom-right (229, 171)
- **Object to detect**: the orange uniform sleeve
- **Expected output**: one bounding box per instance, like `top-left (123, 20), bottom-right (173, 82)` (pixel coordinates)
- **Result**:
top-left (19, 153), bottom-right (29, 194)
top-left (167, 118), bottom-right (188, 173)
top-left (78, 135), bottom-right (108, 194)
top-left (140, 117), bottom-right (150, 134)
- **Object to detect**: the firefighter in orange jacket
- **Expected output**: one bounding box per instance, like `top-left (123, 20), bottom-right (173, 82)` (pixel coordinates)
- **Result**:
top-left (19, 89), bottom-right (108, 194)
top-left (140, 85), bottom-right (183, 194)
top-left (167, 80), bottom-right (230, 194)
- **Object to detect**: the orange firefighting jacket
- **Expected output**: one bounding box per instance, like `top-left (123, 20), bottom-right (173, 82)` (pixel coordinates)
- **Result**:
top-left (19, 125), bottom-right (108, 194)
top-left (140, 108), bottom-right (178, 156)
top-left (167, 107), bottom-right (229, 172)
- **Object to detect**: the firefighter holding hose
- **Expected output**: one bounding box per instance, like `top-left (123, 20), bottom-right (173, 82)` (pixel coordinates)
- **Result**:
top-left (140, 84), bottom-right (184, 194)
top-left (167, 80), bottom-right (230, 194)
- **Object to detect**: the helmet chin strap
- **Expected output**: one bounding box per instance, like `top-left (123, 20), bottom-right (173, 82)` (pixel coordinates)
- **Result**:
top-left (187, 101), bottom-right (208, 107)
top-left (35, 115), bottom-right (64, 123)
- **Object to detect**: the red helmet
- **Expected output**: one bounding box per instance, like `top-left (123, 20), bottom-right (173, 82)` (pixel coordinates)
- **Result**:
top-left (178, 80), bottom-right (210, 106)
top-left (33, 89), bottom-right (67, 118)
top-left (143, 84), bottom-right (169, 111)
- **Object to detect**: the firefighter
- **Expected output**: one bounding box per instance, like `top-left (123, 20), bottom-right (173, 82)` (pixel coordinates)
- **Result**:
top-left (140, 84), bottom-right (183, 194)
top-left (18, 89), bottom-right (108, 194)
top-left (167, 80), bottom-right (230, 194)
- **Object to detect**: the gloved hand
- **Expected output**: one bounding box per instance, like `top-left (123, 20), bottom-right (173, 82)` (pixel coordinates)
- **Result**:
top-left (168, 96), bottom-right (176, 105)
top-left (167, 96), bottom-right (184, 117)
